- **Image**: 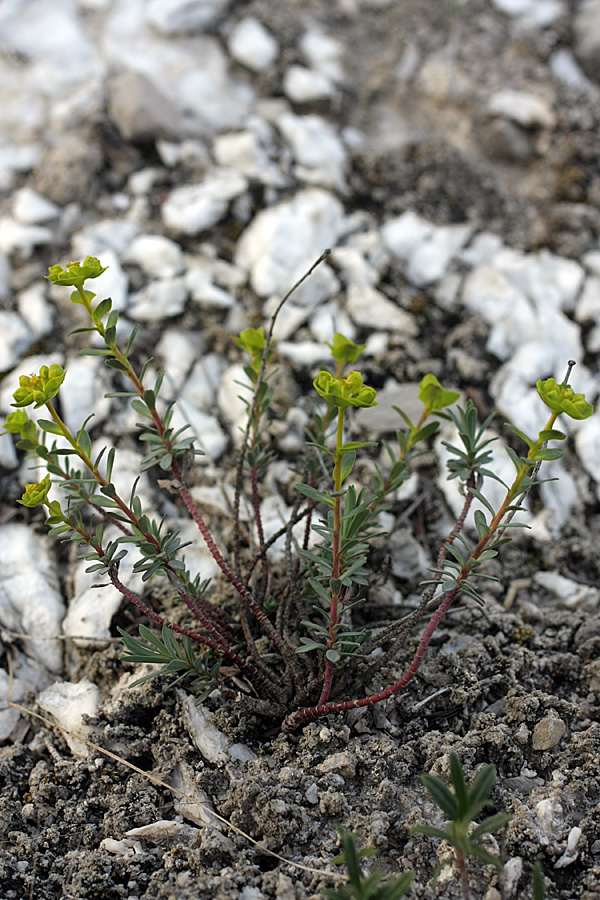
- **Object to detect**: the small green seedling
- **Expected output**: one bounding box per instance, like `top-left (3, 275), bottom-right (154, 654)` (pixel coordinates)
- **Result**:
top-left (322, 826), bottom-right (413, 900)
top-left (532, 860), bottom-right (546, 900)
top-left (411, 753), bottom-right (511, 899)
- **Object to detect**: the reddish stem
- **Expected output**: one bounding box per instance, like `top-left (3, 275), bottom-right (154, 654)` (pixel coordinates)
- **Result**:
top-left (171, 458), bottom-right (292, 661)
top-left (281, 586), bottom-right (459, 732)
top-left (110, 570), bottom-right (271, 689)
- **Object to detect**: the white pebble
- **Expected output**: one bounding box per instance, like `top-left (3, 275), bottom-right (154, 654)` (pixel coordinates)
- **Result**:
top-left (228, 17), bottom-right (278, 72)
top-left (0, 217), bottom-right (53, 256)
top-left (37, 679), bottom-right (100, 757)
top-left (146, 0), bottom-right (228, 35)
top-left (60, 354), bottom-right (111, 433)
top-left (183, 696), bottom-right (229, 762)
top-left (0, 525), bottom-right (64, 673)
top-left (128, 277), bottom-right (188, 320)
top-left (382, 211), bottom-right (471, 285)
top-left (235, 188), bottom-right (344, 298)
top-left (534, 571), bottom-right (599, 609)
top-left (0, 311), bottom-right (38, 371)
top-left (300, 30), bottom-right (344, 82)
top-left (123, 234), bottom-right (184, 278)
top-left (162, 170), bottom-right (247, 235)
top-left (13, 187), bottom-right (60, 224)
top-left (347, 283), bottom-right (418, 334)
top-left (488, 90), bottom-right (556, 129)
top-left (277, 112), bottom-right (347, 189)
top-left (17, 282), bottom-right (54, 339)
top-left (554, 827), bottom-right (582, 868)
top-left (283, 65), bottom-right (334, 103)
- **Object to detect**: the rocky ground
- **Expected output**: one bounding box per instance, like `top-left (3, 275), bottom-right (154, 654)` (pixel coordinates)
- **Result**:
top-left (1, 0), bottom-right (600, 898)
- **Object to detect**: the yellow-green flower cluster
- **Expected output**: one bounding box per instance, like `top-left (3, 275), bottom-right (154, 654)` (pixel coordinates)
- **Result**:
top-left (537, 377), bottom-right (594, 420)
top-left (326, 333), bottom-right (365, 366)
top-left (12, 364), bottom-right (66, 409)
top-left (46, 256), bottom-right (107, 288)
top-left (18, 474), bottom-right (52, 508)
top-left (418, 374), bottom-right (460, 413)
top-left (314, 370), bottom-right (378, 409)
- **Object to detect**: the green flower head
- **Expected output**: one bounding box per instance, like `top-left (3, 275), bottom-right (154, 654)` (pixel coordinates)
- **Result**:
top-left (46, 256), bottom-right (107, 288)
top-left (233, 327), bottom-right (266, 359)
top-left (12, 364), bottom-right (66, 409)
top-left (18, 474), bottom-right (52, 508)
top-left (326, 333), bottom-right (366, 366)
top-left (3, 409), bottom-right (29, 434)
top-left (419, 374), bottom-right (460, 413)
top-left (314, 370), bottom-right (378, 409)
top-left (537, 377), bottom-right (594, 420)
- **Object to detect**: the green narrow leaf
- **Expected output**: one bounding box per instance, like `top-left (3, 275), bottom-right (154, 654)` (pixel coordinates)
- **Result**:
top-left (92, 297), bottom-right (112, 324)
top-left (295, 483), bottom-right (335, 508)
top-left (38, 419), bottom-right (64, 436)
top-left (77, 429), bottom-right (92, 458)
top-left (506, 423), bottom-right (534, 449)
top-left (530, 448), bottom-right (564, 462)
top-left (467, 488), bottom-right (496, 517)
top-left (420, 773), bottom-right (458, 819)
top-left (105, 447), bottom-right (116, 482)
top-left (131, 398), bottom-right (153, 419)
top-left (449, 753), bottom-right (469, 818)
top-left (340, 449), bottom-right (356, 485)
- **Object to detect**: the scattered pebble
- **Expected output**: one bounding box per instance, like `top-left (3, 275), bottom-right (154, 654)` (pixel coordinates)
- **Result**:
top-left (228, 17), bottom-right (278, 73)
top-left (532, 711), bottom-right (567, 750)
top-left (37, 678), bottom-right (100, 757)
top-left (487, 90), bottom-right (556, 129)
top-left (283, 65), bottom-right (335, 103)
top-left (235, 188), bottom-right (344, 298)
top-left (162, 170), bottom-right (247, 235)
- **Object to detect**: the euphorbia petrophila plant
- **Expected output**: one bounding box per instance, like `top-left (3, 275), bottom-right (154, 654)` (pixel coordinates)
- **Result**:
top-left (3, 256), bottom-right (594, 732)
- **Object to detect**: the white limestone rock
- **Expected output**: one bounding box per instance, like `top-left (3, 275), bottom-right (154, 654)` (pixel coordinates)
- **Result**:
top-left (490, 0), bottom-right (566, 28)
top-left (283, 65), bottom-right (335, 103)
top-left (346, 283), bottom-right (418, 335)
top-left (37, 679), bottom-right (100, 758)
top-left (488, 90), bottom-right (556, 129)
top-left (108, 70), bottom-right (184, 142)
top-left (169, 400), bottom-right (227, 460)
top-left (17, 282), bottom-right (54, 339)
top-left (213, 130), bottom-right (285, 187)
top-left (235, 188), bottom-right (344, 298)
top-left (13, 187), bottom-right (60, 224)
top-left (0, 217), bottom-right (53, 256)
top-left (534, 571), bottom-right (599, 609)
top-left (156, 328), bottom-right (202, 390)
top-left (186, 267), bottom-right (236, 308)
top-left (179, 353), bottom-right (227, 412)
top-left (146, 0), bottom-right (228, 35)
top-left (217, 362), bottom-right (250, 442)
top-left (300, 30), bottom-right (344, 83)
top-left (0, 525), bottom-right (65, 674)
top-left (128, 277), bottom-right (188, 320)
top-left (277, 112), bottom-right (347, 190)
top-left (228, 17), bottom-right (278, 72)
top-left (574, 0), bottom-right (600, 83)
top-left (59, 354), bottom-right (111, 433)
top-left (0, 311), bottom-right (38, 371)
top-left (162, 170), bottom-right (247, 235)
top-left (123, 234), bottom-right (184, 278)
top-left (382, 211), bottom-right (472, 285)
top-left (183, 695), bottom-right (229, 763)
top-left (575, 415), bottom-right (600, 500)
